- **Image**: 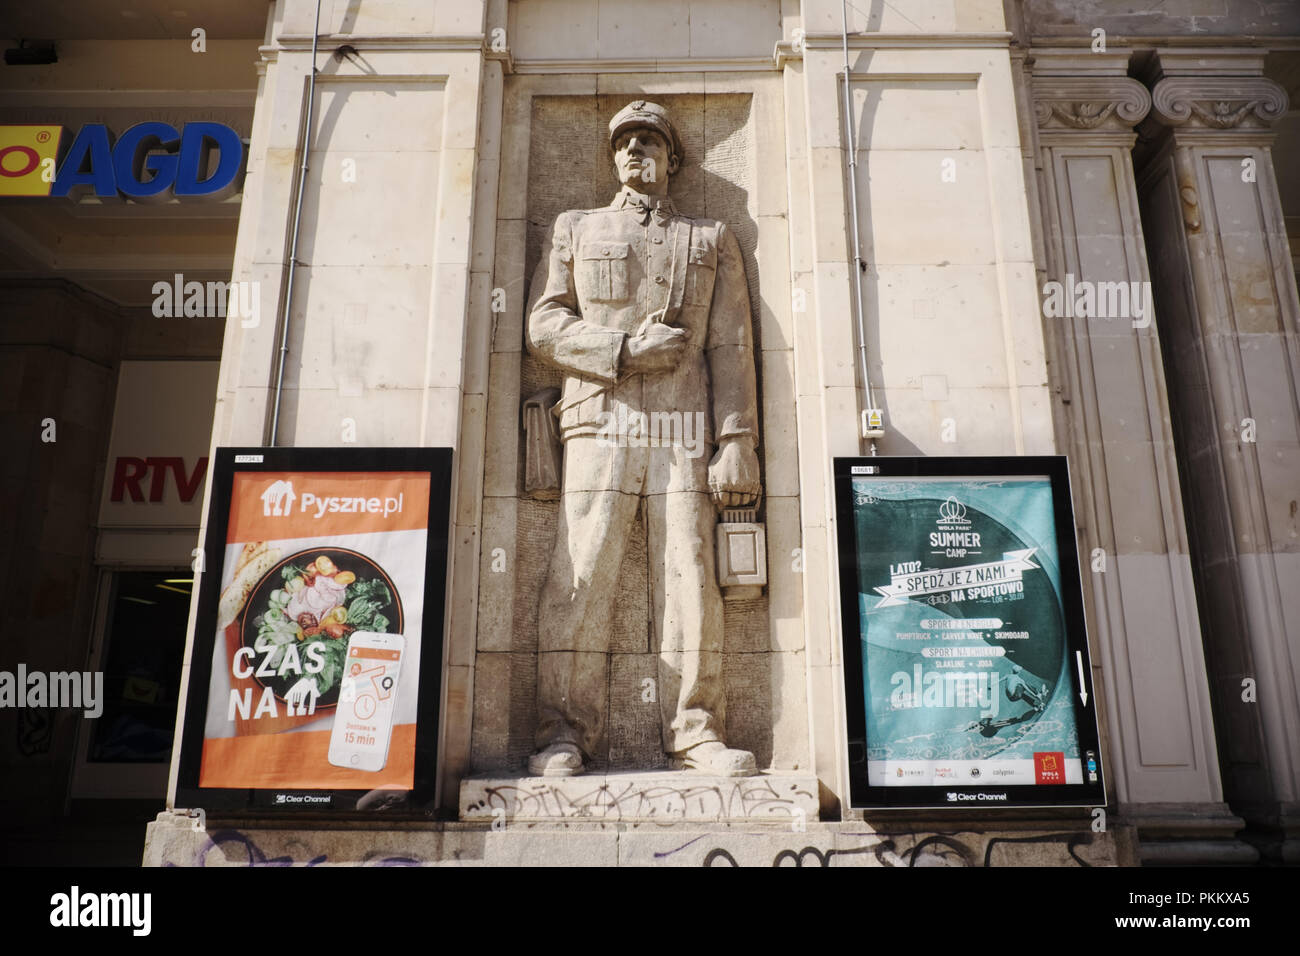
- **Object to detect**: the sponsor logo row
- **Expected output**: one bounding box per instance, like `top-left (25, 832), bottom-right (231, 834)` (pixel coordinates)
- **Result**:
top-left (870, 752), bottom-right (1076, 787)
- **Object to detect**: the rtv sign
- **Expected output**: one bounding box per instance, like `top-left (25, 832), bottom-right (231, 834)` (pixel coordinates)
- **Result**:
top-left (0, 122), bottom-right (245, 200)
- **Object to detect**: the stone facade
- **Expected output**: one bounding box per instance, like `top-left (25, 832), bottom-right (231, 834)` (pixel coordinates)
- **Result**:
top-left (2, 0), bottom-right (1295, 867)
top-left (150, 0), bottom-right (1299, 864)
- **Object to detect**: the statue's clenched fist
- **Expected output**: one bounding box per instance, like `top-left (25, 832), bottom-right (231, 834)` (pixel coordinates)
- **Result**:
top-left (708, 438), bottom-right (761, 508)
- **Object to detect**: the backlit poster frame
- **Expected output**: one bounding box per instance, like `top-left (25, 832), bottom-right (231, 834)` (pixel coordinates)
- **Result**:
top-left (174, 447), bottom-right (451, 813)
top-left (833, 456), bottom-right (1105, 810)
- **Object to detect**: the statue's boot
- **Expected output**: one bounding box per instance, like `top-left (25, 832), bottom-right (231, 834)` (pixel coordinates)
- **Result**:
top-left (670, 740), bottom-right (757, 776)
top-left (528, 742), bottom-right (585, 777)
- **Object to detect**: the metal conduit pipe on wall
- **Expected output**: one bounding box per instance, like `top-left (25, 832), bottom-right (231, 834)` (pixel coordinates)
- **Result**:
top-left (267, 0), bottom-right (323, 447)
top-left (840, 0), bottom-right (884, 454)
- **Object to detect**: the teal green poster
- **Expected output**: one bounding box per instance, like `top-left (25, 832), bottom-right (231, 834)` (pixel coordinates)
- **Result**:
top-left (850, 476), bottom-right (1083, 787)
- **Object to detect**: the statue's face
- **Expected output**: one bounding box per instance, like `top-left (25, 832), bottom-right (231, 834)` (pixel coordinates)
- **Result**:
top-left (613, 126), bottom-right (678, 190)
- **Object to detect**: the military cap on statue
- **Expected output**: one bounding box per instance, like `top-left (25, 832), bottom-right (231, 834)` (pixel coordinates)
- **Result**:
top-left (608, 99), bottom-right (682, 161)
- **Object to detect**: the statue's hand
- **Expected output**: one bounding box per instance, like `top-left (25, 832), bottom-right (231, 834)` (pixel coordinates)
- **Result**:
top-left (620, 320), bottom-right (688, 376)
top-left (707, 438), bottom-right (761, 508)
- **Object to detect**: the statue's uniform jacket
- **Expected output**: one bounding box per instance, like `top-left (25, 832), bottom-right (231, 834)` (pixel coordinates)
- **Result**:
top-left (529, 188), bottom-right (758, 451)
top-left (526, 187), bottom-right (760, 758)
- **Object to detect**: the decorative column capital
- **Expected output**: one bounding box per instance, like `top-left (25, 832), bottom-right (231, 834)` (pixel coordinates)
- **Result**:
top-left (1032, 75), bottom-right (1152, 133)
top-left (1149, 76), bottom-right (1289, 130)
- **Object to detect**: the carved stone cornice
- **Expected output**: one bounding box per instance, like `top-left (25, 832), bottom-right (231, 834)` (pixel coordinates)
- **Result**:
top-left (1032, 75), bottom-right (1151, 131)
top-left (1149, 77), bottom-right (1289, 130)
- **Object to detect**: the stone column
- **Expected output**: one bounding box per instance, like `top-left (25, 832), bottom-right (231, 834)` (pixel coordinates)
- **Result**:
top-left (1028, 51), bottom-right (1250, 863)
top-left (0, 282), bottom-right (119, 823)
top-left (1135, 50), bottom-right (1298, 863)
top-left (441, 0), bottom-right (506, 810)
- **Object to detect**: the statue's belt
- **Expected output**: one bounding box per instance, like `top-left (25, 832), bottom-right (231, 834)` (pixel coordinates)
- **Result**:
top-left (555, 358), bottom-right (705, 414)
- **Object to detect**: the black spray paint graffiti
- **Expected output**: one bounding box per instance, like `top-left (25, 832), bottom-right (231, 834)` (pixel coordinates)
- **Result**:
top-left (166, 830), bottom-right (423, 867)
top-left (17, 707), bottom-right (53, 756)
top-left (983, 832), bottom-right (1094, 867)
top-left (162, 827), bottom-right (1098, 868)
top-left (466, 778), bottom-right (815, 823)
top-left (690, 831), bottom-right (1094, 867)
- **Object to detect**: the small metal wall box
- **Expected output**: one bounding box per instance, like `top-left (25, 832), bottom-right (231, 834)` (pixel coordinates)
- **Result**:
top-left (716, 507), bottom-right (766, 600)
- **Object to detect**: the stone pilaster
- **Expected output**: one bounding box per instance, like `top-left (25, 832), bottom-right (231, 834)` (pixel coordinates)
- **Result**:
top-left (0, 282), bottom-right (120, 822)
top-left (1135, 50), bottom-right (1299, 862)
top-left (1028, 50), bottom-right (1251, 864)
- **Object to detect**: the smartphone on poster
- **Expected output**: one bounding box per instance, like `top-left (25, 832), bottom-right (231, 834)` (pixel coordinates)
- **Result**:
top-left (328, 631), bottom-right (404, 772)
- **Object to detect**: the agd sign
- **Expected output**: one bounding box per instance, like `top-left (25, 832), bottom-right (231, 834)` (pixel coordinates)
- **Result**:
top-left (0, 122), bottom-right (245, 199)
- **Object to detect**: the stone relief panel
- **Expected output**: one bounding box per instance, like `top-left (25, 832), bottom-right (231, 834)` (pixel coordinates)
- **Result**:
top-left (473, 91), bottom-right (785, 775)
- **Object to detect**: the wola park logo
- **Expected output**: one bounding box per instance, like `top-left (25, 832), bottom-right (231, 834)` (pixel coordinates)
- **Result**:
top-left (0, 122), bottom-right (245, 199)
top-left (931, 496), bottom-right (981, 554)
top-left (936, 496), bottom-right (971, 529)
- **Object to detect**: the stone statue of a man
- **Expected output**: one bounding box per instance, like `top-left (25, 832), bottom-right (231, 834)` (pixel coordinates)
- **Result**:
top-left (525, 100), bottom-right (762, 777)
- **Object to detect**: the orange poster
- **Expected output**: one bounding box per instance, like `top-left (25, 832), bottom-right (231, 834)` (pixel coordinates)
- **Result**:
top-left (198, 467), bottom-right (433, 792)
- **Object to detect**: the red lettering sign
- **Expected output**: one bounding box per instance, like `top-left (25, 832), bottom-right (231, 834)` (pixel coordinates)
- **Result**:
top-left (173, 457), bottom-right (208, 501)
top-left (109, 456), bottom-right (208, 503)
top-left (110, 457), bottom-right (148, 502)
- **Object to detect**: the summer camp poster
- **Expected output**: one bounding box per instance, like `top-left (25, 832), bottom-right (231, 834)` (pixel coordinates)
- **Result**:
top-left (849, 477), bottom-right (1083, 788)
top-left (198, 470), bottom-right (429, 791)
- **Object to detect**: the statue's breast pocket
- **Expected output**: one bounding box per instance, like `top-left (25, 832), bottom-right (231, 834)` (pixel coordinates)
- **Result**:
top-left (685, 241), bottom-right (717, 306)
top-left (578, 240), bottom-right (631, 302)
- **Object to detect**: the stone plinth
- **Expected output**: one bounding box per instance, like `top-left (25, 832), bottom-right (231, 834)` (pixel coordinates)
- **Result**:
top-left (459, 771), bottom-right (820, 824)
top-left (142, 810), bottom-right (1132, 867)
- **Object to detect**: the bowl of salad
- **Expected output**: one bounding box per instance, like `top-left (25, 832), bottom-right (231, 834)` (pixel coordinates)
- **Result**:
top-left (239, 548), bottom-right (403, 709)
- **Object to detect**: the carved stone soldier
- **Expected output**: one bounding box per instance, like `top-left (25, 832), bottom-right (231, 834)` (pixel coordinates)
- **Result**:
top-left (525, 100), bottom-right (762, 776)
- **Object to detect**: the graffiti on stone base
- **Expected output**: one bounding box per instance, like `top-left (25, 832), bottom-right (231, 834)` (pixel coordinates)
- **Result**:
top-left (984, 832), bottom-right (1095, 867)
top-left (464, 777), bottom-right (815, 823)
top-left (166, 829), bottom-right (424, 867)
top-left (677, 830), bottom-right (1097, 866)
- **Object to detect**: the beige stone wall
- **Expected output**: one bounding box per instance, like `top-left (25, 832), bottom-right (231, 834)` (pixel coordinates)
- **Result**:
top-left (785, 4), bottom-right (1055, 810)
top-left (844, 64), bottom-right (1051, 454)
top-left (172, 0), bottom-right (494, 806)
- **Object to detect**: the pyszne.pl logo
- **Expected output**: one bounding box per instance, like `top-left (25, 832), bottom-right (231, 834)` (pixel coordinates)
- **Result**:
top-left (261, 479), bottom-right (405, 519)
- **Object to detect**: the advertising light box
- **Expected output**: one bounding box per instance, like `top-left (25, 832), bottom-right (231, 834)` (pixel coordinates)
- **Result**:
top-left (174, 448), bottom-right (451, 812)
top-left (833, 456), bottom-right (1105, 809)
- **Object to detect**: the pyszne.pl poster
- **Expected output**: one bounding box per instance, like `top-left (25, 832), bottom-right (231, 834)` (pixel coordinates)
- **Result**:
top-left (199, 468), bottom-right (430, 792)
top-left (837, 460), bottom-right (1103, 808)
